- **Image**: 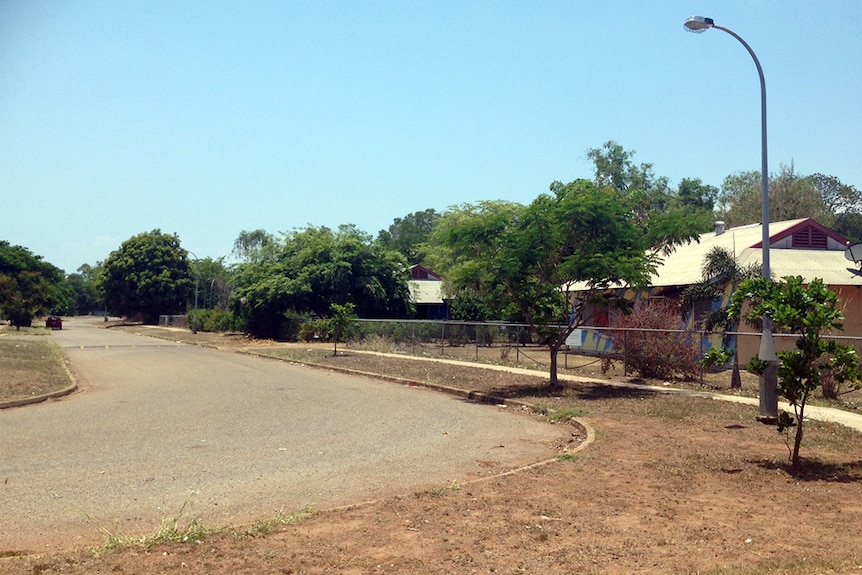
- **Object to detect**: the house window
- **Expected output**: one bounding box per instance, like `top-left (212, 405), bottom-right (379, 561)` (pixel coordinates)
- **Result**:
top-left (792, 227), bottom-right (828, 249)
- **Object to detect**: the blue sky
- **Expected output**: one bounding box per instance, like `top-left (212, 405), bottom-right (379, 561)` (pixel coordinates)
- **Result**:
top-left (2, 1), bottom-right (860, 274)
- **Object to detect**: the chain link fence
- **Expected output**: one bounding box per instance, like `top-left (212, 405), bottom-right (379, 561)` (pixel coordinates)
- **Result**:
top-left (341, 319), bottom-right (862, 383)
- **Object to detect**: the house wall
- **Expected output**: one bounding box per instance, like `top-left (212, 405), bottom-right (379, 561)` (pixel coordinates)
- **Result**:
top-left (736, 284), bottom-right (862, 363)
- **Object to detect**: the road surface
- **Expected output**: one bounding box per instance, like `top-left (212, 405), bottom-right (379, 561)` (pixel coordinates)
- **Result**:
top-left (0, 317), bottom-right (561, 551)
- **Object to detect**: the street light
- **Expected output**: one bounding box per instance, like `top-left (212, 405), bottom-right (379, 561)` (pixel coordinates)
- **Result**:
top-left (684, 15), bottom-right (779, 423)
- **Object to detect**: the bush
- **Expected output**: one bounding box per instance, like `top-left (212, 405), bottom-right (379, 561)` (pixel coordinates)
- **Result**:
top-left (299, 319), bottom-right (329, 342)
top-left (615, 299), bottom-right (699, 381)
top-left (192, 309), bottom-right (242, 333)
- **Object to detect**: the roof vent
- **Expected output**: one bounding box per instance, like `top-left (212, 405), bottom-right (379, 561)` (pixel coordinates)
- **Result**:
top-left (714, 221), bottom-right (726, 235)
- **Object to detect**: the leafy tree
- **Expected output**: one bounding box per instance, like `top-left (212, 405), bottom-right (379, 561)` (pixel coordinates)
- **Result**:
top-left (63, 264), bottom-right (103, 316)
top-left (232, 229), bottom-right (276, 263)
top-left (586, 141), bottom-right (668, 195)
top-left (586, 141), bottom-right (714, 234)
top-left (97, 230), bottom-right (193, 324)
top-left (189, 257), bottom-right (233, 311)
top-left (677, 177), bottom-right (718, 212)
top-left (232, 225), bottom-right (412, 339)
top-left (426, 200), bottom-right (525, 322)
top-left (328, 302), bottom-right (357, 356)
top-left (729, 276), bottom-right (862, 471)
top-left (812, 173), bottom-right (862, 242)
top-left (813, 173), bottom-right (862, 215)
top-left (431, 180), bottom-right (701, 385)
top-left (717, 163), bottom-right (834, 227)
top-left (0, 241), bottom-right (66, 328)
top-left (377, 208), bottom-right (441, 265)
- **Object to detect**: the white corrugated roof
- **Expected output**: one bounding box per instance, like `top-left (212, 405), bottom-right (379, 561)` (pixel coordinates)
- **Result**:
top-left (567, 219), bottom-right (862, 290)
top-left (650, 219), bottom-right (801, 287)
top-left (408, 280), bottom-right (445, 304)
top-left (760, 248), bottom-right (862, 285)
top-left (651, 218), bottom-right (862, 287)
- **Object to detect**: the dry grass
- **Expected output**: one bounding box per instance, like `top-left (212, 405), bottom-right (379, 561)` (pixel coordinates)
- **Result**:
top-left (0, 328), bottom-right (71, 403)
top-left (5, 324), bottom-right (862, 574)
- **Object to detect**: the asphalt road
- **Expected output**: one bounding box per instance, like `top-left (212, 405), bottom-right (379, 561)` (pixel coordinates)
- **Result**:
top-left (1, 317), bottom-right (562, 551)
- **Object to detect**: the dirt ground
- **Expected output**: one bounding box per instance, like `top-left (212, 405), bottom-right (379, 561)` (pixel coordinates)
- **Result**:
top-left (4, 326), bottom-right (862, 574)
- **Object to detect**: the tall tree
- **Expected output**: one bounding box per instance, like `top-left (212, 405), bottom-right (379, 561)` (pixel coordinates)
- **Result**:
top-left (431, 180), bottom-right (700, 385)
top-left (189, 257), bottom-right (234, 311)
top-left (231, 225), bottom-right (412, 339)
top-left (0, 241), bottom-right (66, 327)
top-left (97, 230), bottom-right (193, 324)
top-left (63, 263), bottom-right (103, 316)
top-left (812, 173), bottom-right (862, 242)
top-left (677, 177), bottom-right (718, 211)
top-left (717, 163), bottom-right (834, 227)
top-left (232, 229), bottom-right (275, 263)
top-left (586, 141), bottom-right (713, 233)
top-left (377, 208), bottom-right (441, 265)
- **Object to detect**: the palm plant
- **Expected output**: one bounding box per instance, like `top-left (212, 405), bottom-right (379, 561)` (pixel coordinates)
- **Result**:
top-left (680, 246), bottom-right (761, 388)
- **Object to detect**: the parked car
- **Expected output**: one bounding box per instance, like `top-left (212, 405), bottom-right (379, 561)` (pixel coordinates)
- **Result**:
top-left (46, 316), bottom-right (63, 330)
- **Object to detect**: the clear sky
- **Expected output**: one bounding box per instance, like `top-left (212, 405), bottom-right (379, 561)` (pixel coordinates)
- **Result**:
top-left (2, 1), bottom-right (860, 274)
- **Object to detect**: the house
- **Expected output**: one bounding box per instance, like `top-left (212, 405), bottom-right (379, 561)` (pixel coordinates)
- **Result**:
top-left (408, 264), bottom-right (449, 320)
top-left (571, 218), bottom-right (862, 362)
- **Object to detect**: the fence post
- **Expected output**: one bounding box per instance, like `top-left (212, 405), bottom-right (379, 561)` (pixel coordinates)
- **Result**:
top-left (623, 329), bottom-right (628, 377)
top-left (516, 326), bottom-right (521, 364)
top-left (412, 322), bottom-right (416, 356)
top-left (441, 322), bottom-right (445, 356)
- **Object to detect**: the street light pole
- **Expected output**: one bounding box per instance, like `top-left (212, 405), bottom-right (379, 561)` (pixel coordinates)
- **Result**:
top-left (684, 16), bottom-right (779, 422)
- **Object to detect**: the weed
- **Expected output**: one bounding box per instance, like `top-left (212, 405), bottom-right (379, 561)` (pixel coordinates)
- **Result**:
top-left (556, 453), bottom-right (580, 462)
top-left (92, 503), bottom-right (214, 557)
top-left (424, 482), bottom-right (461, 497)
top-left (548, 406), bottom-right (588, 422)
top-left (234, 504), bottom-right (317, 539)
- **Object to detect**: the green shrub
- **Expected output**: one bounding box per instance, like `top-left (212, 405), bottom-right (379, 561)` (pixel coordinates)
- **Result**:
top-left (192, 309), bottom-right (242, 333)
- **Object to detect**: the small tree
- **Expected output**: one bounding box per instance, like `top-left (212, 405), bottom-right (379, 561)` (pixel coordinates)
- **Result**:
top-left (328, 302), bottom-right (357, 356)
top-left (729, 276), bottom-right (862, 471)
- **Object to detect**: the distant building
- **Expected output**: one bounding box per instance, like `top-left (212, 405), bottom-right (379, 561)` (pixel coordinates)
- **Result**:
top-left (408, 264), bottom-right (448, 320)
top-left (569, 218), bottom-right (862, 360)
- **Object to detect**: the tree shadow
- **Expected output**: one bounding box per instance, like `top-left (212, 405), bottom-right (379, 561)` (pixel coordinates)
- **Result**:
top-left (574, 382), bottom-right (659, 402)
top-left (753, 458), bottom-right (862, 483)
top-left (481, 380), bottom-right (659, 402)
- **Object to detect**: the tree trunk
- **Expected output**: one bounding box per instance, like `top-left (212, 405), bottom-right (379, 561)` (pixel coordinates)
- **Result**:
top-left (791, 399), bottom-right (808, 472)
top-left (549, 344), bottom-right (560, 386)
top-left (731, 357), bottom-right (742, 389)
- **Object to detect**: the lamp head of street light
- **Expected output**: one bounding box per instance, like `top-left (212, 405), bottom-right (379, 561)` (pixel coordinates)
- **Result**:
top-left (684, 15), bottom-right (714, 33)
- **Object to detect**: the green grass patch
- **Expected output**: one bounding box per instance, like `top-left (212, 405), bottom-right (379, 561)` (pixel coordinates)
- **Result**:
top-left (548, 406), bottom-right (589, 422)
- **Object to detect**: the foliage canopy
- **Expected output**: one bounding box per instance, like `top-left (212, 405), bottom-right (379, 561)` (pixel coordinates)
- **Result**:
top-left (97, 230), bottom-right (193, 324)
top-left (0, 241), bottom-right (67, 327)
top-left (429, 175), bottom-right (702, 385)
top-left (231, 225), bottom-right (411, 339)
